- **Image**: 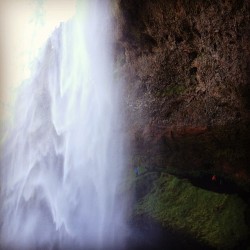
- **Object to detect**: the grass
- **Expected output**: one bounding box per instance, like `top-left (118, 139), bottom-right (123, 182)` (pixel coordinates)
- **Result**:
top-left (134, 173), bottom-right (249, 249)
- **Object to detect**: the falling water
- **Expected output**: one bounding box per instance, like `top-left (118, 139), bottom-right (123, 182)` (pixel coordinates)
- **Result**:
top-left (0, 1), bottom-right (126, 249)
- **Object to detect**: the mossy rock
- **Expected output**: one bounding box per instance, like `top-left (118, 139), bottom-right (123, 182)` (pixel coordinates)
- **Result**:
top-left (134, 173), bottom-right (249, 249)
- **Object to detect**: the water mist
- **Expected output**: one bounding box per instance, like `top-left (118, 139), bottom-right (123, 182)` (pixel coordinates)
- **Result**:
top-left (0, 1), bottom-right (127, 249)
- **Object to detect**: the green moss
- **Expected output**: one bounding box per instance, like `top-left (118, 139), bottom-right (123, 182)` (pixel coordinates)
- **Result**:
top-left (163, 84), bottom-right (186, 96)
top-left (134, 173), bottom-right (249, 249)
top-left (154, 84), bottom-right (187, 98)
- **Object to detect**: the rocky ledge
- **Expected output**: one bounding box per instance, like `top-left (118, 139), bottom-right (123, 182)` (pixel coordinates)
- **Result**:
top-left (125, 170), bottom-right (250, 249)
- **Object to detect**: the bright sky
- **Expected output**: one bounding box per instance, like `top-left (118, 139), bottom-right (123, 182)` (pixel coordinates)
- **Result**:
top-left (0, 0), bottom-right (76, 123)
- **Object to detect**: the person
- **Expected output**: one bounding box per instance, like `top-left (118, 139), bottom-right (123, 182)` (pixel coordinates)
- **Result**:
top-left (134, 166), bottom-right (139, 177)
top-left (212, 175), bottom-right (217, 181)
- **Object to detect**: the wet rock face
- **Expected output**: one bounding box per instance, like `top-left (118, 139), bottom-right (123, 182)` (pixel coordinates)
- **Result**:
top-left (114, 0), bottom-right (250, 184)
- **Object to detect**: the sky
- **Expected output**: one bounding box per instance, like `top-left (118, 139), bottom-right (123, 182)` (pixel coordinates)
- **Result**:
top-left (0, 0), bottom-right (76, 124)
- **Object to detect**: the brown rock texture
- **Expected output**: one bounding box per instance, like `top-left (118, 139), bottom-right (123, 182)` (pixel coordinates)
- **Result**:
top-left (113, 0), bottom-right (250, 186)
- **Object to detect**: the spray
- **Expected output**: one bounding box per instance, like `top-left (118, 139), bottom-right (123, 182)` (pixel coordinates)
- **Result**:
top-left (0, 1), bottom-right (126, 249)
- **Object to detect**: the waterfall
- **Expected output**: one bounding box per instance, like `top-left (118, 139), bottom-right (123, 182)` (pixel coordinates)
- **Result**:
top-left (0, 1), bottom-right (126, 249)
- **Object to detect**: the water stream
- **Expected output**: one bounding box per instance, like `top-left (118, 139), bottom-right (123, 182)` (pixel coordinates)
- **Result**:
top-left (0, 1), bottom-right (126, 249)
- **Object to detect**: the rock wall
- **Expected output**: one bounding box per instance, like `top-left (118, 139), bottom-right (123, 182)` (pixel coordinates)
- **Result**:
top-left (113, 0), bottom-right (250, 186)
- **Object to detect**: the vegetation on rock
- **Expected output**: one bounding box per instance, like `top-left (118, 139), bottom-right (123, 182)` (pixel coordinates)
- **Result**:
top-left (132, 172), bottom-right (249, 249)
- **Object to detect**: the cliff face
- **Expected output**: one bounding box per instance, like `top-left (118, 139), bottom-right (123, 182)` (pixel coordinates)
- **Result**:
top-left (114, 0), bottom-right (250, 186)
